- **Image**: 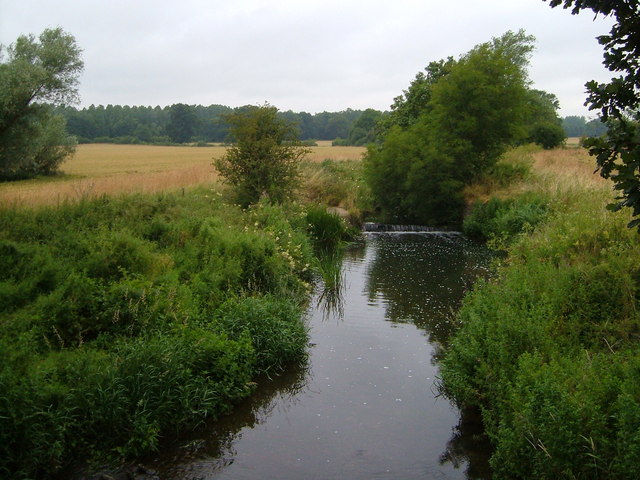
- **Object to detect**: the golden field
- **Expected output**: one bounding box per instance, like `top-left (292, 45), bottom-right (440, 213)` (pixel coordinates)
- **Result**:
top-left (0, 143), bottom-right (366, 207)
top-left (462, 144), bottom-right (610, 206)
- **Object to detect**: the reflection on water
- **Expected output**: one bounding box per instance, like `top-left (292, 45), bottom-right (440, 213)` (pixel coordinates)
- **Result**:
top-left (150, 232), bottom-right (493, 480)
top-left (440, 408), bottom-right (493, 479)
top-left (363, 233), bottom-right (490, 337)
top-left (151, 363), bottom-right (311, 478)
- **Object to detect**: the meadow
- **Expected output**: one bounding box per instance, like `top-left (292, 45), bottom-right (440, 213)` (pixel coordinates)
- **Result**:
top-left (0, 143), bottom-right (366, 207)
top-left (0, 138), bottom-right (364, 478)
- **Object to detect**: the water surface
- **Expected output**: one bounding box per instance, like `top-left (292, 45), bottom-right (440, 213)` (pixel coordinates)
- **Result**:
top-left (153, 233), bottom-right (493, 479)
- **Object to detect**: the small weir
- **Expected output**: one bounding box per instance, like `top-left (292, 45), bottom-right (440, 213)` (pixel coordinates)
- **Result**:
top-left (363, 222), bottom-right (459, 234)
top-left (150, 233), bottom-right (493, 479)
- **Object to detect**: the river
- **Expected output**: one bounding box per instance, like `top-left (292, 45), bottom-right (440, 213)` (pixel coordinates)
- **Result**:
top-left (151, 232), bottom-right (494, 479)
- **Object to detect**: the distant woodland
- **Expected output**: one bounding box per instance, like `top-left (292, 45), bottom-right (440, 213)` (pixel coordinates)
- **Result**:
top-left (57, 104), bottom-right (366, 144)
top-left (57, 104), bottom-right (606, 146)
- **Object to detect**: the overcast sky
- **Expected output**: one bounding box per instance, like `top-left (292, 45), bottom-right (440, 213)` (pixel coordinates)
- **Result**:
top-left (0, 0), bottom-right (615, 117)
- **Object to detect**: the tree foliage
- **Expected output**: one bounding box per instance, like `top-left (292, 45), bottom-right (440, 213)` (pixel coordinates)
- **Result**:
top-left (165, 103), bottom-right (198, 143)
top-left (562, 115), bottom-right (608, 137)
top-left (214, 104), bottom-right (310, 206)
top-left (544, 0), bottom-right (640, 228)
top-left (0, 28), bottom-right (83, 180)
top-left (365, 30), bottom-right (537, 225)
top-left (524, 89), bottom-right (566, 148)
top-left (333, 108), bottom-right (385, 146)
top-left (378, 57), bottom-right (456, 133)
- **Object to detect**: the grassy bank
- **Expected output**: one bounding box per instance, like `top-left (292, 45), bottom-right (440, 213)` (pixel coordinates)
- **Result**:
top-left (0, 186), bottom-right (360, 478)
top-left (441, 146), bottom-right (640, 478)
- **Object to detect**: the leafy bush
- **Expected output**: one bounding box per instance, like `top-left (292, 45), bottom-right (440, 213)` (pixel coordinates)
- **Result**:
top-left (463, 192), bottom-right (550, 244)
top-left (364, 123), bottom-right (465, 225)
top-left (214, 104), bottom-right (309, 206)
top-left (365, 31), bottom-right (537, 226)
top-left (0, 330), bottom-right (255, 476)
top-left (485, 157), bottom-right (532, 187)
top-left (528, 122), bottom-right (566, 149)
top-left (214, 296), bottom-right (308, 375)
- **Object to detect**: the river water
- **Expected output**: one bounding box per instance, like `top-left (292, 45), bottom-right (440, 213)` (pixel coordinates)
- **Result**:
top-left (153, 232), bottom-right (494, 480)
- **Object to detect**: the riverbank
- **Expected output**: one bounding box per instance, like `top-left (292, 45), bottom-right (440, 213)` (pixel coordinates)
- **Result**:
top-left (441, 145), bottom-right (640, 478)
top-left (0, 190), bottom-right (355, 478)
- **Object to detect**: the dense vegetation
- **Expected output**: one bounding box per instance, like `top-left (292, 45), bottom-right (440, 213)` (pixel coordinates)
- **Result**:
top-left (57, 102), bottom-right (597, 149)
top-left (0, 189), bottom-right (356, 478)
top-left (438, 4), bottom-right (640, 476)
top-left (364, 30), bottom-right (561, 226)
top-left (441, 145), bottom-right (640, 478)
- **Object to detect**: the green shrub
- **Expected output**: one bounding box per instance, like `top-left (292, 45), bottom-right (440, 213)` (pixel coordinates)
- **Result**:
top-left (214, 105), bottom-right (309, 206)
top-left (0, 330), bottom-right (255, 476)
top-left (0, 188), bottom-right (316, 476)
top-left (528, 122), bottom-right (566, 149)
top-left (463, 192), bottom-right (550, 244)
top-left (0, 240), bottom-right (62, 313)
top-left (81, 228), bottom-right (173, 280)
top-left (486, 158), bottom-right (531, 187)
top-left (491, 352), bottom-right (640, 479)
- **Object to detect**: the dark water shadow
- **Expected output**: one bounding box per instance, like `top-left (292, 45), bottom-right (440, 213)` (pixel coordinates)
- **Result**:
top-left (145, 361), bottom-right (311, 479)
top-left (439, 407), bottom-right (494, 479)
top-left (363, 233), bottom-right (492, 346)
top-left (361, 233), bottom-right (495, 479)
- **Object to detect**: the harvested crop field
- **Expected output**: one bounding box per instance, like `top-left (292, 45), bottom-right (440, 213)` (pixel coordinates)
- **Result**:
top-left (0, 143), bottom-right (366, 207)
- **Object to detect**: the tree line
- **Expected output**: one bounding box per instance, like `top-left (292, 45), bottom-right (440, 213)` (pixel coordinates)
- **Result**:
top-left (57, 104), bottom-right (365, 144)
top-left (562, 115), bottom-right (607, 137)
top-left (58, 102), bottom-right (604, 147)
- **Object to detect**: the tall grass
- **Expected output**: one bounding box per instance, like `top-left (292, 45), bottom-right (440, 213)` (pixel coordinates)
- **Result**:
top-left (440, 145), bottom-right (640, 479)
top-left (299, 159), bottom-right (372, 219)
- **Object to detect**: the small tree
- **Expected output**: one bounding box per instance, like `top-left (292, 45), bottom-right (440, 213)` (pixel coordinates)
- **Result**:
top-left (0, 28), bottom-right (83, 180)
top-left (524, 89), bottom-right (566, 148)
top-left (214, 104), bottom-right (309, 206)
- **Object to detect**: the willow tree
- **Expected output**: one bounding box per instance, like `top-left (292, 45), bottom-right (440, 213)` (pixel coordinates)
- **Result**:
top-left (0, 28), bottom-right (83, 180)
top-left (365, 30), bottom-right (535, 225)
